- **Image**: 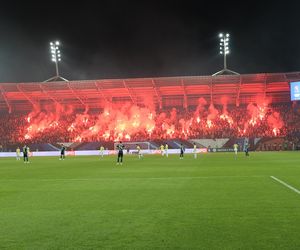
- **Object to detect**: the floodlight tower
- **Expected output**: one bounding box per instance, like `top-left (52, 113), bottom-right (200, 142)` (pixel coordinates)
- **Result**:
top-left (212, 33), bottom-right (239, 76)
top-left (44, 40), bottom-right (68, 82)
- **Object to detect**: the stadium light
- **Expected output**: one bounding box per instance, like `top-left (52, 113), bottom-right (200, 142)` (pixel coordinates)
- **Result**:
top-left (50, 40), bottom-right (61, 76)
top-left (212, 32), bottom-right (239, 76)
top-left (44, 40), bottom-right (68, 82)
top-left (219, 33), bottom-right (230, 67)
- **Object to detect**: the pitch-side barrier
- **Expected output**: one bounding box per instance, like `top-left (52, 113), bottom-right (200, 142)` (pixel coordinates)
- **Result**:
top-left (0, 148), bottom-right (209, 157)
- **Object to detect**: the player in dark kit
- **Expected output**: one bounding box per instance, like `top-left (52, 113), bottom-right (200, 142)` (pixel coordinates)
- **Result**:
top-left (180, 143), bottom-right (185, 159)
top-left (116, 141), bottom-right (125, 165)
top-left (23, 145), bottom-right (29, 163)
top-left (60, 146), bottom-right (66, 160)
top-left (245, 143), bottom-right (250, 156)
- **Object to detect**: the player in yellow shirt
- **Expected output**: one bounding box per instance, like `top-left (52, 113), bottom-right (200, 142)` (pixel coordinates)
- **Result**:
top-left (233, 143), bottom-right (238, 158)
top-left (16, 147), bottom-right (21, 160)
top-left (136, 144), bottom-right (142, 159)
top-left (165, 143), bottom-right (169, 157)
top-left (193, 143), bottom-right (197, 159)
top-left (99, 146), bottom-right (104, 158)
top-left (160, 144), bottom-right (164, 156)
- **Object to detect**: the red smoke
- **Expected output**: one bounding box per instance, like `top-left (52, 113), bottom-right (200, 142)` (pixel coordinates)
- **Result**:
top-left (267, 111), bottom-right (284, 136)
top-left (21, 96), bottom-right (286, 142)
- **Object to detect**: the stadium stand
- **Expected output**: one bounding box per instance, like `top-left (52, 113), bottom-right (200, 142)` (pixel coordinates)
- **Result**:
top-left (0, 73), bottom-right (300, 151)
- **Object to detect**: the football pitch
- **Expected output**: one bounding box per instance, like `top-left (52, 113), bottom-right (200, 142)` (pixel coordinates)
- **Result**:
top-left (1, 152), bottom-right (300, 249)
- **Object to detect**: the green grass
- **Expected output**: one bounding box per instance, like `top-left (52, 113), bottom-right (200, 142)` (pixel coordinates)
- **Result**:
top-left (1, 152), bottom-right (300, 249)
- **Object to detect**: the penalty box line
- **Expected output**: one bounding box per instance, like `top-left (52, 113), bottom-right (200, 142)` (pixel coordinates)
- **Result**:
top-left (270, 176), bottom-right (300, 195)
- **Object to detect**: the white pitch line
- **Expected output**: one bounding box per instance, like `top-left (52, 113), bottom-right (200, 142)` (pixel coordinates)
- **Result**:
top-left (270, 176), bottom-right (300, 195)
top-left (0, 175), bottom-right (266, 182)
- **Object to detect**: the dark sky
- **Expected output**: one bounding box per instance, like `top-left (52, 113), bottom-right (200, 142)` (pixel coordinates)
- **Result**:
top-left (0, 1), bottom-right (300, 82)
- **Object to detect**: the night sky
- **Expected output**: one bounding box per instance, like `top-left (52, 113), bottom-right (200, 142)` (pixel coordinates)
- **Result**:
top-left (0, 1), bottom-right (300, 82)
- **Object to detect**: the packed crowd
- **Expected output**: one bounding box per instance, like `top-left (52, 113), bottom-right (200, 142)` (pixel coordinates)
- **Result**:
top-left (0, 102), bottom-right (299, 149)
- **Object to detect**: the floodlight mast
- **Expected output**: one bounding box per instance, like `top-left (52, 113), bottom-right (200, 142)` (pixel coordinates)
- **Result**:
top-left (44, 40), bottom-right (68, 82)
top-left (52, 41), bottom-right (60, 77)
top-left (212, 33), bottom-right (239, 76)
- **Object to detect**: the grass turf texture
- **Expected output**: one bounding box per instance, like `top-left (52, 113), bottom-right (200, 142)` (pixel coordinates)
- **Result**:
top-left (0, 152), bottom-right (300, 249)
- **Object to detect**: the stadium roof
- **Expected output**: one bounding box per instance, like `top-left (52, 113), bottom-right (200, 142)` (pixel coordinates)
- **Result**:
top-left (1, 72), bottom-right (299, 113)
